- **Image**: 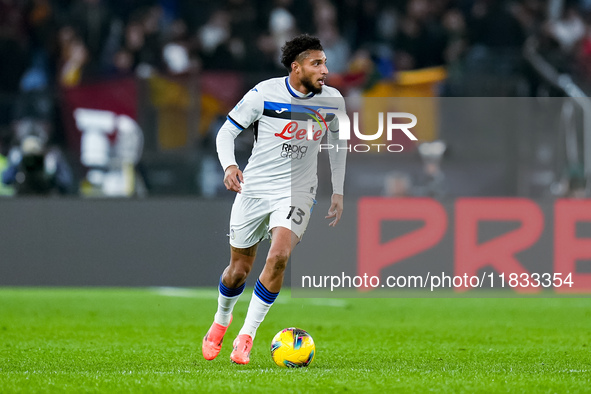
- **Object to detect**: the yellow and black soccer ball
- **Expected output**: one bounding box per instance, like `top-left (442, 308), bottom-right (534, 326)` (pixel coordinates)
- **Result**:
top-left (270, 327), bottom-right (315, 368)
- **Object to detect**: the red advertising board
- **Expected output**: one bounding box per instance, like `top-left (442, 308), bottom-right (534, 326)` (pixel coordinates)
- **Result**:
top-left (357, 198), bottom-right (591, 293)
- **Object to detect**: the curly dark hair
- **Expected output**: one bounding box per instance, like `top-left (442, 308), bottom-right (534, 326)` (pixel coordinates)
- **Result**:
top-left (280, 34), bottom-right (324, 71)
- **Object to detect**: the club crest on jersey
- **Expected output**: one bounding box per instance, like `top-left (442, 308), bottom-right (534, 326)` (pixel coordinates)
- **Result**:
top-left (233, 98), bottom-right (245, 112)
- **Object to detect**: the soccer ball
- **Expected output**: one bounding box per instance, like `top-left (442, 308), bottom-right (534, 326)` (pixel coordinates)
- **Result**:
top-left (270, 327), bottom-right (315, 368)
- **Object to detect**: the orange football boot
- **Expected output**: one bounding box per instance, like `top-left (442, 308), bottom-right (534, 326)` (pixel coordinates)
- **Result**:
top-left (202, 316), bottom-right (232, 360)
top-left (230, 334), bottom-right (253, 364)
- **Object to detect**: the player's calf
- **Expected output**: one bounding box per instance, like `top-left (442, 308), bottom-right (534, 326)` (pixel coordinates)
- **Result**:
top-left (204, 269), bottom-right (248, 361)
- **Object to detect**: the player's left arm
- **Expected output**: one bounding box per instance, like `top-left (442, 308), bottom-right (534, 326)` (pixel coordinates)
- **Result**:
top-left (325, 97), bottom-right (347, 227)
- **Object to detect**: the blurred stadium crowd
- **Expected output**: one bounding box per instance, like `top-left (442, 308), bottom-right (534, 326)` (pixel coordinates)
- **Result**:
top-left (0, 0), bottom-right (590, 197)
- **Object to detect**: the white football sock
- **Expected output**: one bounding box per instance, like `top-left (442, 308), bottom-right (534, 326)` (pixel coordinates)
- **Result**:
top-left (214, 293), bottom-right (241, 326)
top-left (238, 294), bottom-right (273, 340)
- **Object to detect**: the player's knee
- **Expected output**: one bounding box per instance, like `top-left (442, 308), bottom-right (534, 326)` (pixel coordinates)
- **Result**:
top-left (266, 251), bottom-right (289, 273)
top-left (226, 263), bottom-right (251, 286)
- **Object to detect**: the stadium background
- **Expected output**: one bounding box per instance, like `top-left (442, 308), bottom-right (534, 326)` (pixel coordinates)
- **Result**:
top-left (1, 0), bottom-right (591, 289)
top-left (2, 2), bottom-right (591, 393)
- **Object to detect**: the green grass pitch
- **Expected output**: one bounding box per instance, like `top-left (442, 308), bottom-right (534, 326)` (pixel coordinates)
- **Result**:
top-left (1, 287), bottom-right (590, 393)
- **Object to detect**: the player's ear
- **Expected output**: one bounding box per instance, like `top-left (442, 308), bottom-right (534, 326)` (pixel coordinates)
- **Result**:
top-left (291, 61), bottom-right (299, 74)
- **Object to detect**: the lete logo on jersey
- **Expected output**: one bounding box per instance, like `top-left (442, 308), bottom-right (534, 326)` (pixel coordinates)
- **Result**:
top-left (274, 107), bottom-right (328, 142)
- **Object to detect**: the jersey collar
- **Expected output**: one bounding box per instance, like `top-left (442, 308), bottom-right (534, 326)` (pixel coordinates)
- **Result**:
top-left (285, 77), bottom-right (316, 99)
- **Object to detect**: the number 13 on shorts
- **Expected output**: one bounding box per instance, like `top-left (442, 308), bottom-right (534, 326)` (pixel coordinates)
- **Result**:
top-left (277, 197), bottom-right (315, 239)
top-left (287, 206), bottom-right (306, 225)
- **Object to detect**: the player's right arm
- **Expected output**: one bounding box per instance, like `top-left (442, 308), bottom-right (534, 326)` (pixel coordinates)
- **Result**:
top-left (216, 120), bottom-right (244, 193)
top-left (216, 87), bottom-right (263, 193)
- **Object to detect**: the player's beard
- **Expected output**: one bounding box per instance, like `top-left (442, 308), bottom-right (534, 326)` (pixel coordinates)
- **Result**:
top-left (301, 73), bottom-right (323, 95)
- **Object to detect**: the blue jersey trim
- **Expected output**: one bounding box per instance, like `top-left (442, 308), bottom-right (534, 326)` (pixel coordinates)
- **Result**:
top-left (227, 115), bottom-right (245, 130)
top-left (263, 101), bottom-right (338, 114)
top-left (264, 101), bottom-right (291, 112)
top-left (285, 77), bottom-right (316, 99)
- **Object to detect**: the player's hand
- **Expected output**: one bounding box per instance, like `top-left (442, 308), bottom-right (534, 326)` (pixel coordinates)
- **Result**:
top-left (325, 193), bottom-right (343, 227)
top-left (223, 165), bottom-right (243, 193)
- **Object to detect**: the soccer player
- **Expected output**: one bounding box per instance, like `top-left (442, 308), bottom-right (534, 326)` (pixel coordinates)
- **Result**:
top-left (202, 34), bottom-right (347, 365)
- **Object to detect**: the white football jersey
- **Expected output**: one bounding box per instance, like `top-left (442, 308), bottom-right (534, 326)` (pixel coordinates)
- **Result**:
top-left (226, 76), bottom-right (345, 198)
